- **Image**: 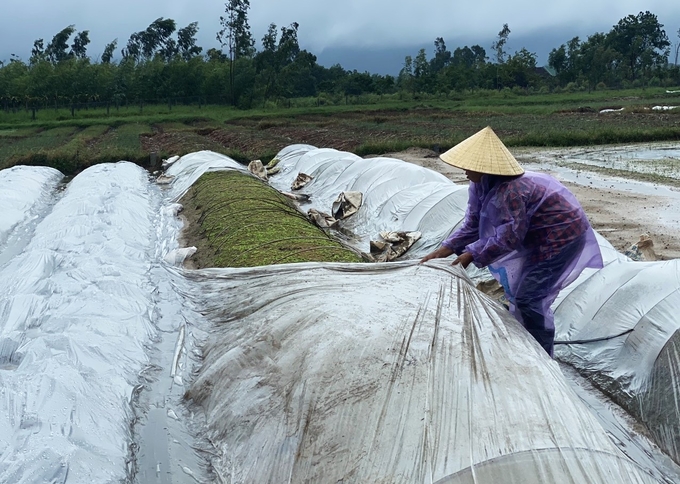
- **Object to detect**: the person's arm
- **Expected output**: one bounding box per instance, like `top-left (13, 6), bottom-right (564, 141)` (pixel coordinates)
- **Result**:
top-left (420, 184), bottom-right (481, 263)
top-left (465, 185), bottom-right (528, 267)
top-left (441, 184), bottom-right (481, 254)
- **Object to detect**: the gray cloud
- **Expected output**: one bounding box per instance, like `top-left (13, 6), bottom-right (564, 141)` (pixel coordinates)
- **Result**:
top-left (2, 0), bottom-right (679, 67)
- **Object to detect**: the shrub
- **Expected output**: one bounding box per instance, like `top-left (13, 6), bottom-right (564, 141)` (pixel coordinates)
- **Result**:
top-left (648, 77), bottom-right (661, 87)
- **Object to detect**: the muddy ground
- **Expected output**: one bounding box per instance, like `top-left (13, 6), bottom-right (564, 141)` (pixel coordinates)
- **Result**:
top-left (380, 146), bottom-right (680, 261)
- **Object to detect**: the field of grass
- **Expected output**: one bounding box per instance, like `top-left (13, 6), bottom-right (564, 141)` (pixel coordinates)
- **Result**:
top-left (1, 87), bottom-right (679, 174)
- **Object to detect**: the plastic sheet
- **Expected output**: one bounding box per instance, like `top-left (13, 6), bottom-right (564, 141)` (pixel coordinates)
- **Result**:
top-left (0, 163), bottom-right (160, 482)
top-left (554, 257), bottom-right (680, 464)
top-left (0, 165), bottom-right (63, 266)
top-left (268, 146), bottom-right (469, 257)
top-left (185, 260), bottom-right (658, 483)
top-left (163, 150), bottom-right (247, 201)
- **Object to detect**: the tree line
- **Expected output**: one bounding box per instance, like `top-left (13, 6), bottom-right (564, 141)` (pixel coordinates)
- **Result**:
top-left (1, 2), bottom-right (679, 113)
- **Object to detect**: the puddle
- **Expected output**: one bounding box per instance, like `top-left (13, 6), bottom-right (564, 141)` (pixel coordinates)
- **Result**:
top-left (522, 143), bottom-right (680, 179)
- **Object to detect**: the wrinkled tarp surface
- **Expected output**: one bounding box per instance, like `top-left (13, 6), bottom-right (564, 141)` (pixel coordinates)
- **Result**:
top-left (0, 166), bottom-right (63, 267)
top-left (0, 161), bottom-right (210, 483)
top-left (185, 260), bottom-right (658, 483)
top-left (0, 163), bottom-right (161, 482)
top-left (554, 257), bottom-right (680, 464)
top-left (2, 149), bottom-right (679, 482)
top-left (269, 145), bottom-right (469, 257)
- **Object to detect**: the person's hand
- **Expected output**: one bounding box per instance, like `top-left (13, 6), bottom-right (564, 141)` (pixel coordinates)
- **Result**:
top-left (452, 252), bottom-right (474, 269)
top-left (420, 252), bottom-right (438, 263)
top-left (419, 246), bottom-right (454, 263)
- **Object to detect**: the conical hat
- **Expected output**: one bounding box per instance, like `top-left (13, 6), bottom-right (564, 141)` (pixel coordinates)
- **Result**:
top-left (439, 126), bottom-right (524, 176)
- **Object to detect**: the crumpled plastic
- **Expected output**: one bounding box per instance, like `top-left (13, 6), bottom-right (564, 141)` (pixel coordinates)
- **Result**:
top-left (369, 230), bottom-right (421, 261)
top-left (268, 145), bottom-right (469, 258)
top-left (0, 165), bottom-right (63, 251)
top-left (292, 172), bottom-right (313, 190)
top-left (247, 159), bottom-right (268, 181)
top-left (307, 208), bottom-right (338, 228)
top-left (331, 190), bottom-right (362, 219)
top-left (184, 261), bottom-right (658, 483)
top-left (164, 246), bottom-right (198, 266)
top-left (0, 162), bottom-right (161, 483)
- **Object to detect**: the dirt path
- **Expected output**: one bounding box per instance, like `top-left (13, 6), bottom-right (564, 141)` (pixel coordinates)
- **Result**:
top-left (384, 147), bottom-right (680, 261)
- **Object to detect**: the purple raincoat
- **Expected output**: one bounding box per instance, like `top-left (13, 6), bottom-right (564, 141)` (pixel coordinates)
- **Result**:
top-left (443, 171), bottom-right (603, 355)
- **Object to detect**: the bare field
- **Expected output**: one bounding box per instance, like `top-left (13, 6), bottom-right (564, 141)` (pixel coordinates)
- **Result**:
top-left (386, 145), bottom-right (680, 260)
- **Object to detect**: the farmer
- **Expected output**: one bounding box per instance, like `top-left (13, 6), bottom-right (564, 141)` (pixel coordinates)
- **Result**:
top-left (420, 126), bottom-right (603, 356)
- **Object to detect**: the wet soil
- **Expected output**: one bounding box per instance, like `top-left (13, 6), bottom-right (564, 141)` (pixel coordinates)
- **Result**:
top-left (385, 146), bottom-right (680, 261)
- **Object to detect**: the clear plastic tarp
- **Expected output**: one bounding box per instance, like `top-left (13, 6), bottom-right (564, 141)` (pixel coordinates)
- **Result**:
top-left (2, 149), bottom-right (679, 482)
top-left (186, 261), bottom-right (658, 483)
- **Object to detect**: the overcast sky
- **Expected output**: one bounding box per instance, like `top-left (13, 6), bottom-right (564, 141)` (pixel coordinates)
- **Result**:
top-left (2, 0), bottom-right (679, 73)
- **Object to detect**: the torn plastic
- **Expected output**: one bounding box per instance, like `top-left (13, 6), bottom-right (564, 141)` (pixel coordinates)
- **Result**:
top-left (161, 202), bottom-right (184, 217)
top-left (162, 155), bottom-right (180, 169)
top-left (164, 246), bottom-right (197, 266)
top-left (268, 145), bottom-right (469, 258)
top-left (369, 230), bottom-right (421, 261)
top-left (331, 190), bottom-right (362, 219)
top-left (185, 260), bottom-right (658, 483)
top-left (247, 159), bottom-right (267, 181)
top-left (292, 172), bottom-right (313, 189)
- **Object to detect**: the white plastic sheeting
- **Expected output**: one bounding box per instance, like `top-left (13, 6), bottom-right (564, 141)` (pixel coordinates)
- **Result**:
top-left (0, 163), bottom-right (160, 483)
top-left (163, 150), bottom-right (247, 201)
top-left (269, 145), bottom-right (469, 257)
top-left (554, 257), bottom-right (680, 464)
top-left (0, 166), bottom-right (63, 265)
top-left (186, 261), bottom-right (657, 483)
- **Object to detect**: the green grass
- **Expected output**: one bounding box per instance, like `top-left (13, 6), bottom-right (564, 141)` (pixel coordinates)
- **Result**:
top-left (181, 171), bottom-right (364, 267)
top-left (1, 87), bottom-right (679, 174)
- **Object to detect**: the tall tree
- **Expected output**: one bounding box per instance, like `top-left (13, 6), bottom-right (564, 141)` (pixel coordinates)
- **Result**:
top-left (492, 24), bottom-right (511, 64)
top-left (123, 18), bottom-right (177, 62)
top-left (30, 39), bottom-right (45, 65)
top-left (217, 0), bottom-right (255, 104)
top-left (142, 18), bottom-right (177, 60)
top-left (430, 37), bottom-right (451, 74)
top-left (580, 32), bottom-right (617, 89)
top-left (102, 40), bottom-right (118, 64)
top-left (177, 22), bottom-right (203, 60)
top-left (607, 11), bottom-right (670, 80)
top-left (413, 48), bottom-right (429, 93)
top-left (277, 22), bottom-right (300, 66)
top-left (46, 25), bottom-right (76, 63)
top-left (398, 55), bottom-right (414, 94)
top-left (71, 31), bottom-right (90, 59)
top-left (491, 23), bottom-right (511, 89)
